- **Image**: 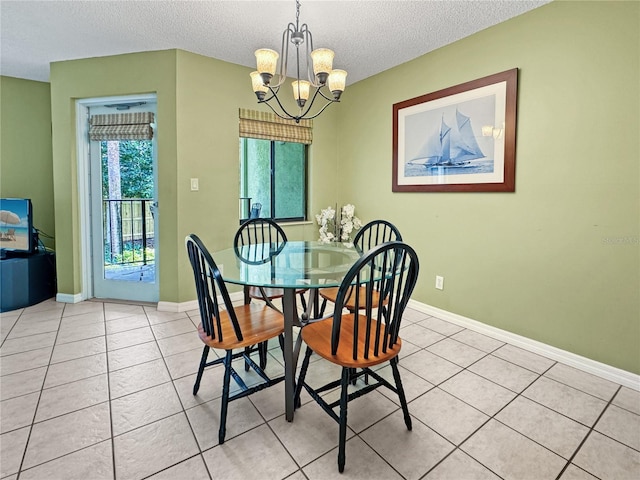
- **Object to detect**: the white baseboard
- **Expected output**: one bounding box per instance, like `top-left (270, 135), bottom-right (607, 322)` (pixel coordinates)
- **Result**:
top-left (408, 299), bottom-right (640, 391)
top-left (56, 293), bottom-right (84, 304)
top-left (156, 300), bottom-right (199, 313)
top-left (157, 292), bottom-right (244, 313)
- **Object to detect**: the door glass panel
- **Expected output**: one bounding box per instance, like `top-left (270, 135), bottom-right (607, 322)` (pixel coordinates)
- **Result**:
top-left (100, 139), bottom-right (155, 283)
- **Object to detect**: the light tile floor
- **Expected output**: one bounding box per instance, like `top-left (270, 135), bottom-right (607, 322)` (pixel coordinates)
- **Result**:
top-left (1, 298), bottom-right (639, 480)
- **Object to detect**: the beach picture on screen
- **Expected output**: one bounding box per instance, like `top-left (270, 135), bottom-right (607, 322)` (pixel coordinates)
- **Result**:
top-left (0, 198), bottom-right (32, 252)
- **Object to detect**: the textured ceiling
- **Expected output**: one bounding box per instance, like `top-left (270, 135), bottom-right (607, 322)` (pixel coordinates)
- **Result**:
top-left (0, 0), bottom-right (550, 84)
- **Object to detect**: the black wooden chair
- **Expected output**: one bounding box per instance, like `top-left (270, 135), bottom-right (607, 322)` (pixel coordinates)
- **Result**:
top-left (185, 234), bottom-right (285, 444)
top-left (235, 218), bottom-right (308, 309)
top-left (294, 241), bottom-right (420, 472)
top-left (318, 219), bottom-right (402, 317)
top-left (234, 218), bottom-right (308, 368)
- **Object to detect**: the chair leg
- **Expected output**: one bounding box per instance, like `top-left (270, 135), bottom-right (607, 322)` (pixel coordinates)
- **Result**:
top-left (338, 367), bottom-right (350, 473)
top-left (243, 285), bottom-right (251, 305)
top-left (294, 346), bottom-right (313, 409)
top-left (299, 292), bottom-right (307, 312)
top-left (193, 346), bottom-right (209, 395)
top-left (390, 357), bottom-right (412, 430)
top-left (242, 285), bottom-right (254, 363)
top-left (259, 340), bottom-right (268, 369)
top-left (219, 350), bottom-right (233, 444)
top-left (244, 346), bottom-right (251, 371)
top-left (318, 298), bottom-right (328, 318)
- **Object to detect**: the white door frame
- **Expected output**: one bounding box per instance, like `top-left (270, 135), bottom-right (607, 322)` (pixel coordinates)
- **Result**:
top-left (75, 94), bottom-right (158, 302)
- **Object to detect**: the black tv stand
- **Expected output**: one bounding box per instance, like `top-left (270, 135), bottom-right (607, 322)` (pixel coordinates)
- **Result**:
top-left (0, 250), bottom-right (56, 312)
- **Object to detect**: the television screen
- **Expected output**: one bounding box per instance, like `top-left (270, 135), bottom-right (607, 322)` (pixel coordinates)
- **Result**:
top-left (0, 198), bottom-right (34, 255)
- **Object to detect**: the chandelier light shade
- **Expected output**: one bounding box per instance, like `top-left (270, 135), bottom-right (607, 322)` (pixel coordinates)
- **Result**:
top-left (250, 0), bottom-right (347, 123)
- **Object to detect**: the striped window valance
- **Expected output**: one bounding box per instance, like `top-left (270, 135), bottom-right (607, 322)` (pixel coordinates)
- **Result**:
top-left (239, 109), bottom-right (312, 144)
top-left (89, 112), bottom-right (155, 141)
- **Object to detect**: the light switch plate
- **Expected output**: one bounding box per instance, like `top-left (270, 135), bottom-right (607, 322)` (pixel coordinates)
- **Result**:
top-left (190, 178), bottom-right (199, 191)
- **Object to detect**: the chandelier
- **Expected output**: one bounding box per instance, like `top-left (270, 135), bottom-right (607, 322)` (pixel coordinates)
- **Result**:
top-left (250, 0), bottom-right (347, 123)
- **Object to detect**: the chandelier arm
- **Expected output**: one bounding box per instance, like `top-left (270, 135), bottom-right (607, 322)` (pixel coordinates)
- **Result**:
top-left (261, 84), bottom-right (337, 123)
top-left (259, 99), bottom-right (296, 121)
top-left (315, 88), bottom-right (337, 103)
top-left (303, 26), bottom-right (319, 86)
top-left (295, 44), bottom-right (302, 89)
top-left (294, 85), bottom-right (334, 119)
top-left (260, 89), bottom-right (279, 103)
top-left (271, 28), bottom-right (293, 88)
top-left (261, 85), bottom-right (301, 121)
top-left (297, 85), bottom-right (323, 117)
top-left (296, 97), bottom-right (338, 121)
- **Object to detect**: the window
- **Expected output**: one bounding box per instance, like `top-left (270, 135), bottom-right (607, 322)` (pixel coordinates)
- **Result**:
top-left (239, 138), bottom-right (307, 222)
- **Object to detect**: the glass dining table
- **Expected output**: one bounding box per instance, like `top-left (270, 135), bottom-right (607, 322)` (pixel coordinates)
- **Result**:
top-left (213, 240), bottom-right (362, 422)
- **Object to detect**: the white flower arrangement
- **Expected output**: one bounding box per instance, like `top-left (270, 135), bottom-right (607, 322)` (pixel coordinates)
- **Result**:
top-left (316, 204), bottom-right (362, 244)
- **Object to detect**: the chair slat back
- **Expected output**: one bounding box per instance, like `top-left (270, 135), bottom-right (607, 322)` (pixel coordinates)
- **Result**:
top-left (332, 241), bottom-right (419, 359)
top-left (185, 234), bottom-right (243, 343)
top-left (234, 218), bottom-right (287, 248)
top-left (353, 220), bottom-right (402, 253)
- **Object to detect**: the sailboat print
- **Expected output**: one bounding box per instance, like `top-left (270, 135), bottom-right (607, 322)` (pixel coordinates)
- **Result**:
top-left (409, 109), bottom-right (485, 168)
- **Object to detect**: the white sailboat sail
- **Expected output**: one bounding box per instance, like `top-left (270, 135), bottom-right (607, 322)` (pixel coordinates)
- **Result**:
top-left (409, 109), bottom-right (484, 167)
top-left (449, 109), bottom-right (484, 163)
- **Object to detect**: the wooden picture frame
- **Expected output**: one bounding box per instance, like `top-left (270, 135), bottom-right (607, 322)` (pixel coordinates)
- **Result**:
top-left (392, 68), bottom-right (518, 192)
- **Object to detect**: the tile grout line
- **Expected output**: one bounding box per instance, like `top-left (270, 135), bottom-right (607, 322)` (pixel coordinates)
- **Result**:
top-left (103, 303), bottom-right (118, 480)
top-left (4, 303), bottom-right (636, 479)
top-left (407, 345), bottom-right (561, 478)
top-left (426, 359), bottom-right (560, 478)
top-left (554, 384), bottom-right (623, 479)
top-left (146, 308), bottom-right (215, 480)
top-left (0, 308), bottom-right (26, 351)
top-left (13, 304), bottom-right (66, 479)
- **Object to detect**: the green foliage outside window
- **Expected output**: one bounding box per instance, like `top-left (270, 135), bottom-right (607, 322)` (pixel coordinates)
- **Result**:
top-left (101, 140), bottom-right (154, 199)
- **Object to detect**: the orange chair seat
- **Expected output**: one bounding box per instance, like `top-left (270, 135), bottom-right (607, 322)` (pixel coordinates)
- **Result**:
top-left (319, 286), bottom-right (387, 312)
top-left (301, 314), bottom-right (401, 368)
top-left (198, 303), bottom-right (284, 350)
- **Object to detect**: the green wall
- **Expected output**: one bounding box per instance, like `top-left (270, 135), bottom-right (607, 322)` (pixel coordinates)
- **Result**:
top-left (48, 49), bottom-right (339, 303)
top-left (336, 1), bottom-right (639, 373)
top-left (0, 76), bottom-right (55, 249)
top-left (4, 1), bottom-right (638, 374)
top-left (49, 50), bottom-right (179, 297)
top-left (173, 50), bottom-right (340, 300)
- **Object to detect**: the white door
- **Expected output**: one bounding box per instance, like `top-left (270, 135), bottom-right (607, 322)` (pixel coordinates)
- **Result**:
top-left (88, 99), bottom-right (159, 302)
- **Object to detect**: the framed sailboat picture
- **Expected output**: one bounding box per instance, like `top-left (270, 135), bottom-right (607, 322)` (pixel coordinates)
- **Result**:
top-left (392, 68), bottom-right (517, 192)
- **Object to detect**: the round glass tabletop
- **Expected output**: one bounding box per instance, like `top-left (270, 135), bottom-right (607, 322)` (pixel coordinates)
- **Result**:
top-left (213, 241), bottom-right (362, 289)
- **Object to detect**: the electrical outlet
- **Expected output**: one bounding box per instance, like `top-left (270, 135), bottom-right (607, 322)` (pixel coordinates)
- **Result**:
top-left (190, 178), bottom-right (199, 191)
top-left (435, 275), bottom-right (444, 290)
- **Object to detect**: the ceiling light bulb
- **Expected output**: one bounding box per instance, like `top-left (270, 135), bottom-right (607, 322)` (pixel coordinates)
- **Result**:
top-left (328, 69), bottom-right (347, 99)
top-left (250, 71), bottom-right (268, 100)
top-left (292, 80), bottom-right (311, 107)
top-left (311, 48), bottom-right (334, 85)
top-left (255, 49), bottom-right (279, 84)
